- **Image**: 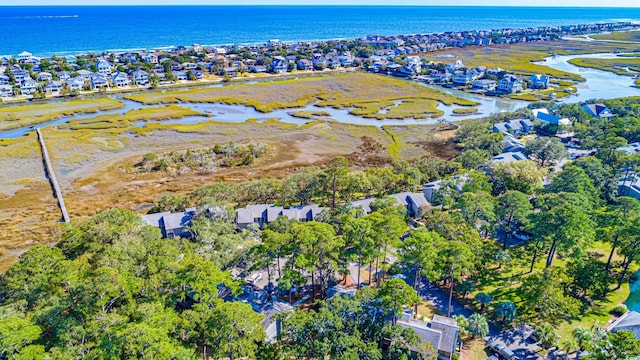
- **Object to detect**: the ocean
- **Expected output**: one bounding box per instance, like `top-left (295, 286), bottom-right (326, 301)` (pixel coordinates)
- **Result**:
top-left (1, 6), bottom-right (640, 57)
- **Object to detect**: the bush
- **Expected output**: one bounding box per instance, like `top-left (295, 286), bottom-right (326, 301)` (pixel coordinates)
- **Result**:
top-left (612, 304), bottom-right (628, 317)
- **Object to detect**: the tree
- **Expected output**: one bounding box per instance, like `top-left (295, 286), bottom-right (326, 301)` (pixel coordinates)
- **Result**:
top-left (456, 279), bottom-right (476, 299)
top-left (0, 317), bottom-right (42, 359)
top-left (524, 136), bottom-right (567, 167)
top-left (452, 315), bottom-right (469, 337)
top-left (565, 257), bottom-right (610, 299)
top-left (324, 156), bottom-right (349, 208)
top-left (492, 160), bottom-right (545, 195)
top-left (561, 337), bottom-right (578, 357)
top-left (399, 228), bottom-right (442, 308)
top-left (494, 250), bottom-right (512, 270)
top-left (207, 302), bottom-right (265, 360)
top-left (495, 190), bottom-right (532, 250)
top-left (572, 327), bottom-right (592, 351)
top-left (546, 166), bottom-right (598, 203)
top-left (468, 313), bottom-right (489, 338)
top-left (494, 301), bottom-right (517, 326)
top-left (453, 149), bottom-right (490, 169)
top-left (454, 191), bottom-right (496, 230)
top-left (475, 293), bottom-right (493, 312)
top-left (343, 217), bottom-right (376, 289)
top-left (534, 323), bottom-right (558, 348)
top-left (528, 193), bottom-right (595, 268)
top-left (378, 278), bottom-right (419, 324)
top-left (155, 192), bottom-right (189, 212)
top-left (520, 269), bottom-right (580, 322)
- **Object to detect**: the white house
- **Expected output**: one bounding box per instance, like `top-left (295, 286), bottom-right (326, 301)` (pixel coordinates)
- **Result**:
top-left (77, 69), bottom-right (93, 81)
top-left (142, 53), bottom-right (159, 64)
top-left (498, 75), bottom-right (524, 94)
top-left (132, 70), bottom-right (150, 86)
top-left (111, 72), bottom-right (130, 87)
top-left (66, 76), bottom-right (85, 91)
top-left (270, 56), bottom-right (289, 73)
top-left (37, 72), bottom-right (53, 82)
top-left (20, 78), bottom-right (40, 95)
top-left (0, 85), bottom-right (13, 97)
top-left (173, 71), bottom-right (188, 81)
top-left (18, 51), bottom-right (33, 63)
top-left (96, 59), bottom-right (112, 75)
top-left (90, 73), bottom-right (109, 89)
top-left (45, 80), bottom-right (63, 93)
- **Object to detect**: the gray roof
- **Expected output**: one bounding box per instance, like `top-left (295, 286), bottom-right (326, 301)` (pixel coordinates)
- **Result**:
top-left (388, 192), bottom-right (429, 209)
top-left (431, 315), bottom-right (459, 354)
top-left (397, 319), bottom-right (443, 353)
top-left (141, 211), bottom-right (170, 227)
top-left (607, 311), bottom-right (640, 339)
top-left (492, 151), bottom-right (529, 163)
top-left (163, 212), bottom-right (192, 231)
top-left (350, 197), bottom-right (377, 214)
top-left (617, 142), bottom-right (640, 155)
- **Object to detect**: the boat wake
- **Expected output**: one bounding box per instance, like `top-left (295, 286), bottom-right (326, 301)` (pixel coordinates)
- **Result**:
top-left (9, 15), bottom-right (79, 19)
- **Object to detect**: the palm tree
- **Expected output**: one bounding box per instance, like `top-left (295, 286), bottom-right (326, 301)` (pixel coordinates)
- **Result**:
top-left (475, 292), bottom-right (493, 312)
top-left (535, 323), bottom-right (558, 348)
top-left (468, 313), bottom-right (489, 338)
top-left (494, 301), bottom-right (517, 327)
top-left (452, 315), bottom-right (469, 338)
top-left (561, 338), bottom-right (577, 359)
top-left (572, 326), bottom-right (593, 351)
top-left (456, 279), bottom-right (476, 299)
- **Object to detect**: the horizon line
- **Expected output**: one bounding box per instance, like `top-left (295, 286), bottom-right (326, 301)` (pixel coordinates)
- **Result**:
top-left (1, 4), bottom-right (640, 7)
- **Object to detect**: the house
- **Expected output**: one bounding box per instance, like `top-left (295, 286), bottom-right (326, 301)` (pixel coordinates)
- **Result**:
top-left (492, 151), bottom-right (529, 163)
top-left (472, 79), bottom-right (497, 91)
top-left (498, 75), bottom-right (524, 94)
top-left (250, 65), bottom-right (268, 73)
top-left (350, 192), bottom-right (429, 219)
top-left (452, 71), bottom-right (475, 86)
top-left (142, 53), bottom-right (159, 64)
top-left (606, 310), bottom-right (640, 340)
top-left (111, 72), bottom-right (130, 87)
top-left (18, 51), bottom-right (33, 63)
top-left (423, 174), bottom-right (468, 203)
top-left (13, 70), bottom-right (30, 83)
top-left (45, 80), bottom-right (63, 93)
top-left (270, 56), bottom-right (288, 73)
top-left (66, 76), bottom-right (85, 91)
top-left (132, 70), bottom-right (150, 86)
top-left (582, 103), bottom-right (616, 118)
top-left (182, 62), bottom-right (198, 70)
top-left (532, 108), bottom-right (573, 128)
top-left (493, 119), bottom-right (534, 136)
top-left (90, 73), bottom-right (109, 89)
top-left (65, 55), bottom-right (76, 64)
top-left (528, 74), bottom-right (549, 89)
top-left (0, 74), bottom-right (10, 85)
top-left (397, 314), bottom-right (460, 360)
top-left (20, 78), bottom-right (40, 95)
top-left (0, 85), bottom-right (13, 97)
top-left (220, 67), bottom-right (238, 77)
top-left (297, 59), bottom-right (314, 71)
top-left (77, 69), bottom-right (93, 81)
top-left (192, 69), bottom-right (204, 80)
top-left (170, 62), bottom-right (183, 72)
top-left (37, 72), bottom-right (53, 82)
top-left (387, 192), bottom-right (430, 218)
top-left (96, 59), bottom-right (111, 75)
top-left (235, 204), bottom-right (326, 230)
top-left (311, 53), bottom-right (327, 70)
top-left (617, 142), bottom-right (640, 155)
top-left (173, 71), bottom-right (188, 81)
top-left (152, 64), bottom-right (165, 74)
top-left (0, 55), bottom-right (11, 66)
top-left (57, 71), bottom-right (72, 81)
top-left (141, 208), bottom-right (197, 239)
top-left (502, 134), bottom-right (526, 153)
top-left (618, 175), bottom-right (640, 200)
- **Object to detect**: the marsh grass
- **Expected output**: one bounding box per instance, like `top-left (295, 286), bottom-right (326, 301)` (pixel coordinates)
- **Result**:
top-left (568, 57), bottom-right (640, 76)
top-left (0, 97), bottom-right (124, 131)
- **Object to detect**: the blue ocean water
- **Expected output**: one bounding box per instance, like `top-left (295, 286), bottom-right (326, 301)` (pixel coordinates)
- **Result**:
top-left (1, 6), bottom-right (640, 57)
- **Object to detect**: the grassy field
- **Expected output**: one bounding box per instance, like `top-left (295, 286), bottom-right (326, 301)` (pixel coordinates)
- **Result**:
top-left (287, 110), bottom-right (332, 119)
top-left (453, 107), bottom-right (479, 115)
top-left (124, 73), bottom-right (477, 119)
top-left (568, 56), bottom-right (640, 76)
top-left (590, 30), bottom-right (640, 42)
top-left (467, 239), bottom-right (635, 342)
top-left (0, 97), bottom-right (124, 131)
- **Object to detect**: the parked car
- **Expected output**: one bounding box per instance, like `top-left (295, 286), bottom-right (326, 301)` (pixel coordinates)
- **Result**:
top-left (488, 341), bottom-right (516, 360)
top-left (246, 273), bottom-right (262, 284)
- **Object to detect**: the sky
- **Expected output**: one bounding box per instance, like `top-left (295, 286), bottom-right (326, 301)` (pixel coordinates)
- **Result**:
top-left (1, 0), bottom-right (639, 6)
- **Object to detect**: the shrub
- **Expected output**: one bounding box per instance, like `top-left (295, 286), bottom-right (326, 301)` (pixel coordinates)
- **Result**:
top-left (612, 304), bottom-right (628, 317)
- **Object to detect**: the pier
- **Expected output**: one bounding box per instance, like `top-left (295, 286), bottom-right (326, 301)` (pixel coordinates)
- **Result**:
top-left (36, 128), bottom-right (70, 223)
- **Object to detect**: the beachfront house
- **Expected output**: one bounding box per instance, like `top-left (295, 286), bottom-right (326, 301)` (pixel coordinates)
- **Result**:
top-left (111, 72), bottom-right (130, 87)
top-left (90, 73), bottom-right (109, 89)
top-left (132, 70), bottom-right (150, 86)
top-left (472, 79), bottom-right (496, 91)
top-left (0, 55), bottom-right (11, 66)
top-left (528, 74), bottom-right (550, 89)
top-left (235, 204), bottom-right (326, 230)
top-left (498, 75), bottom-right (524, 94)
top-left (18, 51), bottom-right (33, 63)
top-left (20, 78), bottom-right (40, 95)
top-left (493, 119), bottom-right (534, 136)
top-left (270, 56), bottom-right (289, 73)
top-left (142, 53), bottom-right (159, 64)
top-left (96, 59), bottom-right (112, 75)
top-left (582, 103), bottom-right (616, 118)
